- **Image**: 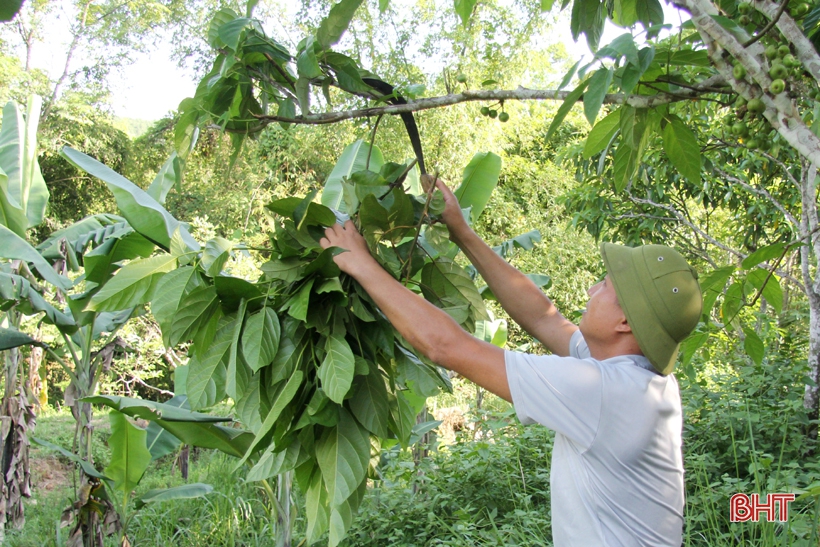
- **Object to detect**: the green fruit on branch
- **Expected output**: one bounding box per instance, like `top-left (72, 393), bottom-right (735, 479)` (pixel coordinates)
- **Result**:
top-left (735, 95), bottom-right (747, 107)
top-left (783, 54), bottom-right (798, 67)
top-left (732, 122), bottom-right (749, 137)
top-left (480, 106), bottom-right (490, 116)
top-left (769, 79), bottom-right (786, 94)
top-left (456, 73), bottom-right (468, 84)
top-left (733, 64), bottom-right (747, 79)
top-left (738, 1), bottom-right (752, 14)
top-left (747, 98), bottom-right (765, 113)
top-left (498, 112), bottom-right (510, 122)
top-left (488, 109), bottom-right (498, 118)
top-left (765, 45), bottom-right (779, 59)
top-left (778, 45), bottom-right (791, 58)
top-left (738, 14), bottom-right (751, 25)
top-left (769, 63), bottom-right (788, 79)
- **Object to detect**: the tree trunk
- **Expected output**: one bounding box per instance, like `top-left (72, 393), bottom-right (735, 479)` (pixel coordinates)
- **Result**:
top-left (800, 164), bottom-right (820, 439)
top-left (0, 347), bottom-right (35, 537)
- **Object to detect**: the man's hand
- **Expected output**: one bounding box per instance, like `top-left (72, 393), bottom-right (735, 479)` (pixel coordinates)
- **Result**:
top-left (421, 175), bottom-right (470, 240)
top-left (319, 220), bottom-right (376, 278)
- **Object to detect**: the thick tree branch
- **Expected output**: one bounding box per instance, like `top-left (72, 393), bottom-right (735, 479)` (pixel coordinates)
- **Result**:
top-left (756, 0), bottom-right (820, 87)
top-left (254, 78), bottom-right (728, 126)
top-left (679, 0), bottom-right (820, 166)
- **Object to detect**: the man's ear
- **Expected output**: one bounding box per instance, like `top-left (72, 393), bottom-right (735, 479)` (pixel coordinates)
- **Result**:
top-left (615, 316), bottom-right (632, 333)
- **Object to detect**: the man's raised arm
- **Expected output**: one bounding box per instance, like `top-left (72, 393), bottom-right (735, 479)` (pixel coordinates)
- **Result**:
top-left (429, 177), bottom-right (577, 356)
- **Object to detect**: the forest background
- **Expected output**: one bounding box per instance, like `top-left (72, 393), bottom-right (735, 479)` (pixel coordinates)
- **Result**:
top-left (0, 0), bottom-right (819, 545)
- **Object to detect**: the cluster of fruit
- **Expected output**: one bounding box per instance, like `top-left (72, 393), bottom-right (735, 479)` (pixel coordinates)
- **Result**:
top-left (732, 42), bottom-right (801, 96)
top-left (479, 105), bottom-right (509, 122)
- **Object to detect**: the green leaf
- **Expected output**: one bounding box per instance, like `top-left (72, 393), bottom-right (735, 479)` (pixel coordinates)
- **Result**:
top-left (86, 395), bottom-right (254, 458)
top-left (88, 254), bottom-right (177, 312)
top-left (0, 327), bottom-right (41, 351)
top-left (322, 140), bottom-right (384, 212)
top-left (151, 266), bottom-right (200, 344)
top-left (83, 230), bottom-right (155, 284)
top-left (584, 67), bottom-right (613, 125)
top-left (235, 369), bottom-right (304, 469)
top-left (722, 281), bottom-right (744, 323)
top-left (317, 0), bottom-right (366, 50)
top-left (546, 79), bottom-right (590, 142)
top-left (187, 316), bottom-right (235, 410)
top-left (746, 268), bottom-right (783, 314)
top-left (680, 331), bottom-right (708, 367)
top-left (421, 258), bottom-right (488, 324)
top-left (10, 97), bottom-right (48, 230)
top-left (104, 411), bottom-right (151, 503)
top-left (540, 0), bottom-right (555, 11)
top-left (0, 225), bottom-right (72, 290)
top-left (571, 0), bottom-right (606, 51)
top-left (218, 17), bottom-right (252, 51)
top-left (316, 407), bottom-right (370, 508)
top-left (583, 108), bottom-right (620, 158)
top-left (669, 49), bottom-right (710, 67)
top-left (201, 237), bottom-right (232, 276)
top-left (305, 467), bottom-right (330, 543)
top-left (700, 266), bottom-right (735, 319)
top-left (145, 396), bottom-right (184, 460)
top-left (454, 152), bottom-right (501, 222)
top-left (227, 300), bottom-right (249, 400)
top-left (297, 38), bottom-right (323, 79)
top-left (349, 367), bottom-right (389, 437)
top-left (261, 257), bottom-right (306, 283)
top-left (286, 279), bottom-right (314, 321)
top-left (605, 34), bottom-right (640, 65)
top-left (135, 483), bottom-right (213, 510)
top-left (612, 139), bottom-right (640, 192)
top-left (60, 147), bottom-right (199, 252)
top-left (32, 438), bottom-right (108, 480)
top-left (454, 0), bottom-right (478, 26)
top-left (742, 327), bottom-right (765, 365)
top-left (146, 153), bottom-right (183, 206)
top-left (0, 103), bottom-right (32, 236)
top-left (246, 441), bottom-right (302, 482)
top-left (214, 275), bottom-right (261, 312)
top-left (662, 115), bottom-right (701, 184)
top-left (389, 391), bottom-right (416, 446)
top-left (208, 8), bottom-right (240, 48)
top-left (169, 285), bottom-right (220, 346)
top-left (636, 0), bottom-right (664, 27)
top-left (242, 307), bottom-right (281, 372)
top-left (319, 334), bottom-right (356, 404)
top-left (742, 243), bottom-right (789, 270)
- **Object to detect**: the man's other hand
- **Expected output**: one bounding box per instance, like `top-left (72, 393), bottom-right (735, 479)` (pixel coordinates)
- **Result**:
top-left (320, 220), bottom-right (374, 277)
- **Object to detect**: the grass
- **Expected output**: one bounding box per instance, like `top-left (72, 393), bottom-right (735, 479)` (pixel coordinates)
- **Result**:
top-left (8, 373), bottom-right (820, 547)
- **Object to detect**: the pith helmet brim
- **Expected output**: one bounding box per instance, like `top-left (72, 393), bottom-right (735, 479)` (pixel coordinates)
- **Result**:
top-left (600, 243), bottom-right (702, 375)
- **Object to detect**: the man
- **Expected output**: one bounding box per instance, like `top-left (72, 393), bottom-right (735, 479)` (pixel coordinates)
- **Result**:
top-left (319, 177), bottom-right (702, 547)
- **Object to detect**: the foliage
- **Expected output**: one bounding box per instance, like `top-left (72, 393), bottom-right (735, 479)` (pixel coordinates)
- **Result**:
top-left (133, 136), bottom-right (504, 546)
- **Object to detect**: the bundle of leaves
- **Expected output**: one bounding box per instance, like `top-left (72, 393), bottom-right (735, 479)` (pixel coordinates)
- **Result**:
top-left (140, 142), bottom-right (501, 546)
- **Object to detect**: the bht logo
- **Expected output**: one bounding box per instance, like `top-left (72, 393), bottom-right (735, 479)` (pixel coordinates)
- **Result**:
top-left (730, 493), bottom-right (797, 522)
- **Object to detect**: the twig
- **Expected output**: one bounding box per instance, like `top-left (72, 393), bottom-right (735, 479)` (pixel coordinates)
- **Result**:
top-left (403, 170), bottom-right (439, 284)
top-left (742, 0), bottom-right (790, 48)
top-left (366, 115), bottom-right (383, 171)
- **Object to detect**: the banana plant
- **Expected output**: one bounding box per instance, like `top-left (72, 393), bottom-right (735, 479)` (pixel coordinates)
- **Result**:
top-left (0, 97), bottom-right (204, 545)
top-left (0, 95), bottom-right (52, 536)
top-left (33, 396), bottom-right (223, 546)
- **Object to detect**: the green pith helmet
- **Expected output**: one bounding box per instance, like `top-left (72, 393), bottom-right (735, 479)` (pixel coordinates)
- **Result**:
top-left (600, 243), bottom-right (703, 375)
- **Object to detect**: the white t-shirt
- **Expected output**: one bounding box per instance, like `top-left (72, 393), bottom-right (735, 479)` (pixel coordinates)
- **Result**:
top-left (505, 330), bottom-right (684, 547)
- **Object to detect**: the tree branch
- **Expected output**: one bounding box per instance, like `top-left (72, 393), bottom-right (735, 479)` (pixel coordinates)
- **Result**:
top-left (253, 80), bottom-right (727, 126)
top-left (713, 167), bottom-right (800, 228)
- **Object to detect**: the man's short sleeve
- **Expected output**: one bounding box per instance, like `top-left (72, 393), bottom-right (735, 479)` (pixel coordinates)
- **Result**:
top-left (505, 349), bottom-right (602, 449)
